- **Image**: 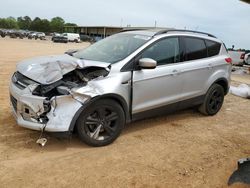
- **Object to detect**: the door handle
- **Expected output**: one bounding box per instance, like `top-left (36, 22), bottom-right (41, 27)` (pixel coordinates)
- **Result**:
top-left (121, 79), bottom-right (131, 84)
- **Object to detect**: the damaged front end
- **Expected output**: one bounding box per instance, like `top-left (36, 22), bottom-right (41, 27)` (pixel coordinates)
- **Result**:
top-left (9, 55), bottom-right (111, 132)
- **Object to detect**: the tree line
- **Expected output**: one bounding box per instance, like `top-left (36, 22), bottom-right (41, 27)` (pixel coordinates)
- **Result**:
top-left (0, 16), bottom-right (77, 33)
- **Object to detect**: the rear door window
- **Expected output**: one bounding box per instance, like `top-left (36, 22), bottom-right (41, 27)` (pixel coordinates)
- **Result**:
top-left (205, 40), bottom-right (221, 57)
top-left (184, 37), bottom-right (207, 61)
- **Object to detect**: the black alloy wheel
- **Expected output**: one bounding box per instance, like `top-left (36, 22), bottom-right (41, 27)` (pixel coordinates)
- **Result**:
top-left (199, 84), bottom-right (224, 115)
top-left (76, 99), bottom-right (125, 147)
top-left (208, 89), bottom-right (223, 114)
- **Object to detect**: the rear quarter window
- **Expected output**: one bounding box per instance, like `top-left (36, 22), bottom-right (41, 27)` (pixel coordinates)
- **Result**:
top-left (205, 40), bottom-right (221, 57)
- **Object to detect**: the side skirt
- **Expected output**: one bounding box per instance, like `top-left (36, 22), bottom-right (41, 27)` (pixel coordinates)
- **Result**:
top-left (132, 95), bottom-right (205, 121)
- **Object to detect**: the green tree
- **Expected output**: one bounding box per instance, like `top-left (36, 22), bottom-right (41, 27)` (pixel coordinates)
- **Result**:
top-left (50, 17), bottom-right (65, 32)
top-left (64, 23), bottom-right (78, 33)
top-left (0, 16), bottom-right (78, 33)
top-left (6, 17), bottom-right (18, 29)
top-left (0, 18), bottom-right (7, 28)
top-left (30, 17), bottom-right (50, 32)
top-left (30, 17), bottom-right (42, 31)
top-left (17, 16), bottom-right (32, 30)
top-left (64, 23), bottom-right (77, 27)
top-left (40, 19), bottom-right (50, 33)
top-left (0, 17), bottom-right (19, 29)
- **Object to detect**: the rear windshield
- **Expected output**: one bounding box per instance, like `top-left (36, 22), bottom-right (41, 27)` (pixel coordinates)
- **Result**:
top-left (73, 33), bottom-right (151, 64)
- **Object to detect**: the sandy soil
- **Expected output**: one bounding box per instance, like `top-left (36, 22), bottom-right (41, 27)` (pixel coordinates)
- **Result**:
top-left (0, 37), bottom-right (250, 188)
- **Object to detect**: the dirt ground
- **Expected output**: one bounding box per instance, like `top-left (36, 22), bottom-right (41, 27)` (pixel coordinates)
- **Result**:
top-left (0, 37), bottom-right (250, 188)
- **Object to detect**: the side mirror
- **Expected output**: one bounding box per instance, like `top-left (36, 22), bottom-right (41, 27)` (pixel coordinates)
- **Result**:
top-left (139, 58), bottom-right (157, 69)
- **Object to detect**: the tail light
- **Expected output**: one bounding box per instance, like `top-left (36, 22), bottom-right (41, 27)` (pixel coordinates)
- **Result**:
top-left (225, 57), bottom-right (232, 64)
top-left (240, 53), bottom-right (245, 59)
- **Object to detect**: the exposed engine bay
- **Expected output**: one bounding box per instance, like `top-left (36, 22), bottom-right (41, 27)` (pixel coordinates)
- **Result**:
top-left (14, 66), bottom-right (110, 99)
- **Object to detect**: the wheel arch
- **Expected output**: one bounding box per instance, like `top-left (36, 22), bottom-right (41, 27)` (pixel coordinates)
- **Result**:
top-left (68, 94), bottom-right (130, 132)
top-left (213, 78), bottom-right (229, 95)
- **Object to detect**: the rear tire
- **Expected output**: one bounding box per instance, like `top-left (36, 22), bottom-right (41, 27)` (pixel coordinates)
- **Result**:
top-left (76, 99), bottom-right (125, 147)
top-left (199, 84), bottom-right (224, 116)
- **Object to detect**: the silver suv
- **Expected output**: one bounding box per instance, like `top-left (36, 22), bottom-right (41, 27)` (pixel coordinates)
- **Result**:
top-left (9, 29), bottom-right (232, 146)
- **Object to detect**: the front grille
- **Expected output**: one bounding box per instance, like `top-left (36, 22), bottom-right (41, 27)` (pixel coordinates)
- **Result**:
top-left (10, 95), bottom-right (17, 112)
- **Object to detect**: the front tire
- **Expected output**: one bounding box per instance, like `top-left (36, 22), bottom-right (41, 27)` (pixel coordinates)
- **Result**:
top-left (199, 84), bottom-right (224, 116)
top-left (76, 99), bottom-right (125, 147)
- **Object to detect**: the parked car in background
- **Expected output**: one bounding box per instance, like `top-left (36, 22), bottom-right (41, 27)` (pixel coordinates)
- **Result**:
top-left (62, 33), bottom-right (80, 43)
top-left (36, 32), bottom-right (46, 40)
top-left (244, 53), bottom-right (250, 65)
top-left (28, 32), bottom-right (46, 40)
top-left (228, 50), bottom-right (245, 66)
top-left (28, 32), bottom-right (37, 39)
top-left (51, 33), bottom-right (60, 40)
top-left (0, 29), bottom-right (6, 37)
top-left (52, 34), bottom-right (68, 43)
top-left (9, 29), bottom-right (231, 146)
top-left (8, 30), bottom-right (26, 39)
top-left (18, 30), bottom-right (29, 38)
top-left (80, 34), bottom-right (94, 43)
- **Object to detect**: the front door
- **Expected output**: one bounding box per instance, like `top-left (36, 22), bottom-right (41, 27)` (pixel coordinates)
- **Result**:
top-left (132, 37), bottom-right (185, 116)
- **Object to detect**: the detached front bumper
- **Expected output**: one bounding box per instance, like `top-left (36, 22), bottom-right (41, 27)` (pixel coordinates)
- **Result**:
top-left (9, 80), bottom-right (83, 132)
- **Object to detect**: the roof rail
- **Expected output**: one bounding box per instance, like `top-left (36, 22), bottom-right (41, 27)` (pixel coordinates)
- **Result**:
top-left (119, 28), bottom-right (148, 33)
top-left (153, 29), bottom-right (216, 38)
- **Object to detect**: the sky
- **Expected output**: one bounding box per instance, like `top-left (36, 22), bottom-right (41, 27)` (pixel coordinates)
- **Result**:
top-left (0, 0), bottom-right (249, 49)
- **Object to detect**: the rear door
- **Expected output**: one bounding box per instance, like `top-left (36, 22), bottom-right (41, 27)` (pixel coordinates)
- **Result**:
top-left (178, 37), bottom-right (214, 100)
top-left (132, 37), bottom-right (185, 116)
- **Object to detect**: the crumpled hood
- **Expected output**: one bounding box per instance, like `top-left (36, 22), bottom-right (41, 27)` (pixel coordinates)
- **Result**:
top-left (17, 54), bottom-right (110, 85)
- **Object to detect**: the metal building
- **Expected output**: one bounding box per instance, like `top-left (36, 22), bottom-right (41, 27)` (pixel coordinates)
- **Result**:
top-left (64, 26), bottom-right (169, 41)
top-left (64, 26), bottom-right (123, 39)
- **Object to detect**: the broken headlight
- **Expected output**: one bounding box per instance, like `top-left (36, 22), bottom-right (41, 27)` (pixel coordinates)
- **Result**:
top-left (12, 72), bottom-right (38, 89)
